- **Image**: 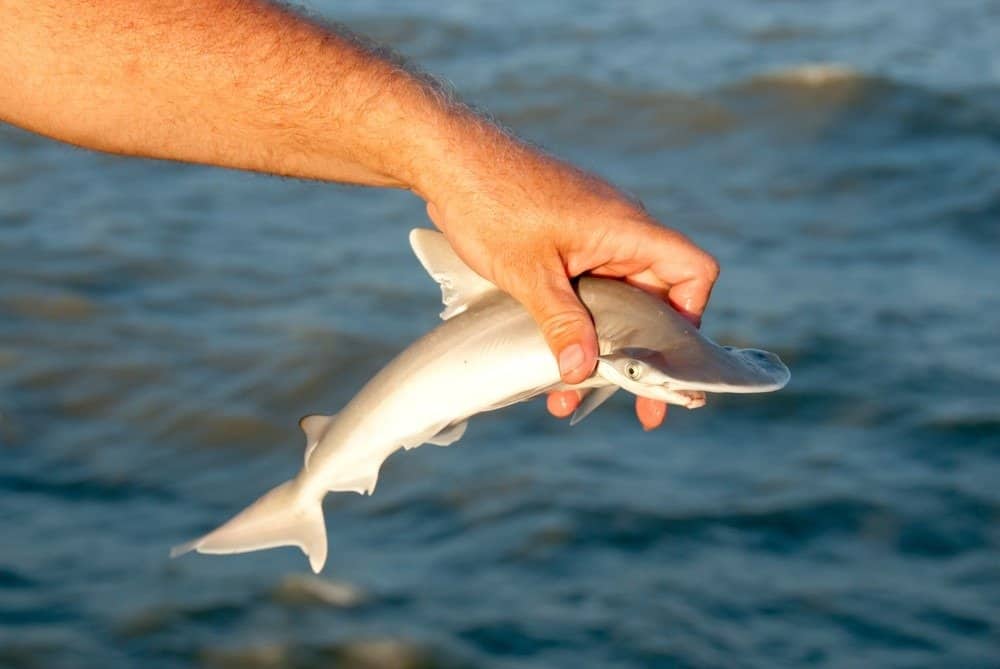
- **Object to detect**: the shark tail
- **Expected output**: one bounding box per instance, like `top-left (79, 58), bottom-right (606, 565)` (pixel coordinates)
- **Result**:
top-left (170, 477), bottom-right (328, 573)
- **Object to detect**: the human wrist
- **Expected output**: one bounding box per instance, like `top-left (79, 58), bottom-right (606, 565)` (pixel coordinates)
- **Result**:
top-left (400, 105), bottom-right (504, 202)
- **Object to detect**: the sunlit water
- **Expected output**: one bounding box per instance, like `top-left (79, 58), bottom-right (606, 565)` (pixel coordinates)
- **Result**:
top-left (1, 2), bottom-right (998, 667)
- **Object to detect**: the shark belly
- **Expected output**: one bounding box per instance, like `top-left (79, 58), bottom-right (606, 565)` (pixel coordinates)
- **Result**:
top-left (300, 301), bottom-right (559, 498)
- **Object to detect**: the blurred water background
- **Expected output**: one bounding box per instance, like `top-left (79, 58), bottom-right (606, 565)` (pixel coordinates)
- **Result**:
top-left (1, 1), bottom-right (999, 667)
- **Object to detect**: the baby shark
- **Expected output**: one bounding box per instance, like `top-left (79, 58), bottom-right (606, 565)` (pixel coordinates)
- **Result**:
top-left (172, 229), bottom-right (789, 572)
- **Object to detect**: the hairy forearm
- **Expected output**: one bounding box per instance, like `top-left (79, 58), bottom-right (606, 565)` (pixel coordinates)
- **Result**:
top-left (0, 1), bottom-right (721, 428)
top-left (0, 0), bottom-right (487, 195)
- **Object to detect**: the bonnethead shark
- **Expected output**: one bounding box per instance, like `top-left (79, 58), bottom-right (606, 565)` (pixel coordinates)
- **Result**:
top-left (172, 229), bottom-right (790, 572)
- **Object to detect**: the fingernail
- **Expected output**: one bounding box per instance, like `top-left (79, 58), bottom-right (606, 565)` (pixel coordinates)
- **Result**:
top-left (558, 343), bottom-right (585, 378)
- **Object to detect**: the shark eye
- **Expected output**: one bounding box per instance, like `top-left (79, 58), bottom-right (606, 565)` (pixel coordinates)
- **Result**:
top-left (624, 360), bottom-right (644, 380)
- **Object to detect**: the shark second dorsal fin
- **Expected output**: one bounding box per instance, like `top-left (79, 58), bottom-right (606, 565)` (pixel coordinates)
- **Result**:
top-left (300, 413), bottom-right (336, 468)
top-left (409, 228), bottom-right (500, 320)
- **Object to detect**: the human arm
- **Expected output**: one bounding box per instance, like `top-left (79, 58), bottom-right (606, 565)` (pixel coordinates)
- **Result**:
top-left (0, 0), bottom-right (718, 428)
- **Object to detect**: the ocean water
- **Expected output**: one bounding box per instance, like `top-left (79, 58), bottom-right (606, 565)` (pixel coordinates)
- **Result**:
top-left (1, 2), bottom-right (998, 667)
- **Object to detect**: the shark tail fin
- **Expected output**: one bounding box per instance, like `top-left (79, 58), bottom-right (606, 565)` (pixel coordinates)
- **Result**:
top-left (170, 478), bottom-right (328, 573)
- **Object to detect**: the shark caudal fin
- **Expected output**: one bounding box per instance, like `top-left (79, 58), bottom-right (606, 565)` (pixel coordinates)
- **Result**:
top-left (170, 478), bottom-right (328, 573)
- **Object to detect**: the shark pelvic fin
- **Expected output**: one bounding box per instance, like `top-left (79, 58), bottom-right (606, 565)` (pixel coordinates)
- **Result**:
top-left (409, 228), bottom-right (500, 319)
top-left (401, 419), bottom-right (469, 450)
top-left (427, 420), bottom-right (468, 446)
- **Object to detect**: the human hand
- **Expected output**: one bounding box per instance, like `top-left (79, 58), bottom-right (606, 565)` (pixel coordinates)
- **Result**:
top-left (419, 130), bottom-right (719, 430)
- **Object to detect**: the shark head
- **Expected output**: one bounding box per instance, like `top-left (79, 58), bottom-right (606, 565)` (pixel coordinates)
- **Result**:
top-left (596, 350), bottom-right (708, 409)
top-left (408, 229), bottom-right (790, 423)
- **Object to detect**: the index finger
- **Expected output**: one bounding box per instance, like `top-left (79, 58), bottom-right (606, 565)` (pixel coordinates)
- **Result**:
top-left (666, 275), bottom-right (717, 327)
top-left (646, 233), bottom-right (720, 324)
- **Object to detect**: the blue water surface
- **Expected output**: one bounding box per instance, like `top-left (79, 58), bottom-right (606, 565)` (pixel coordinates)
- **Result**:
top-left (1, 2), bottom-right (998, 667)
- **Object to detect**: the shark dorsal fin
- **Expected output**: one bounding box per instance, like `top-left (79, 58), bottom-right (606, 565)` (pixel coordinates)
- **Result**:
top-left (409, 228), bottom-right (501, 320)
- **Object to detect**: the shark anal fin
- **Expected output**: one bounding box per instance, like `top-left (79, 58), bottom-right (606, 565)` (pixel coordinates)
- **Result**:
top-left (332, 471), bottom-right (380, 496)
top-left (570, 386), bottom-right (620, 426)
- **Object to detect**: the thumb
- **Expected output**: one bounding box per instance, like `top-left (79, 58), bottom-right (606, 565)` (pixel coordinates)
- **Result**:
top-left (515, 271), bottom-right (599, 384)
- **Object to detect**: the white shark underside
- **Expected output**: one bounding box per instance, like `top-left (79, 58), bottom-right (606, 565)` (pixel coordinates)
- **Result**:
top-left (172, 229), bottom-right (790, 572)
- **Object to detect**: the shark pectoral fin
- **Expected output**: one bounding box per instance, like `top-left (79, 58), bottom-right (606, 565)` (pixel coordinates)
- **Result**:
top-left (569, 386), bottom-right (620, 426)
top-left (409, 228), bottom-right (500, 320)
top-left (299, 413), bottom-right (336, 467)
top-left (426, 420), bottom-right (468, 446)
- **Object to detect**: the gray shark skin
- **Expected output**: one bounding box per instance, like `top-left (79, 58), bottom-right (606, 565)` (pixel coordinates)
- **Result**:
top-left (172, 229), bottom-right (789, 572)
